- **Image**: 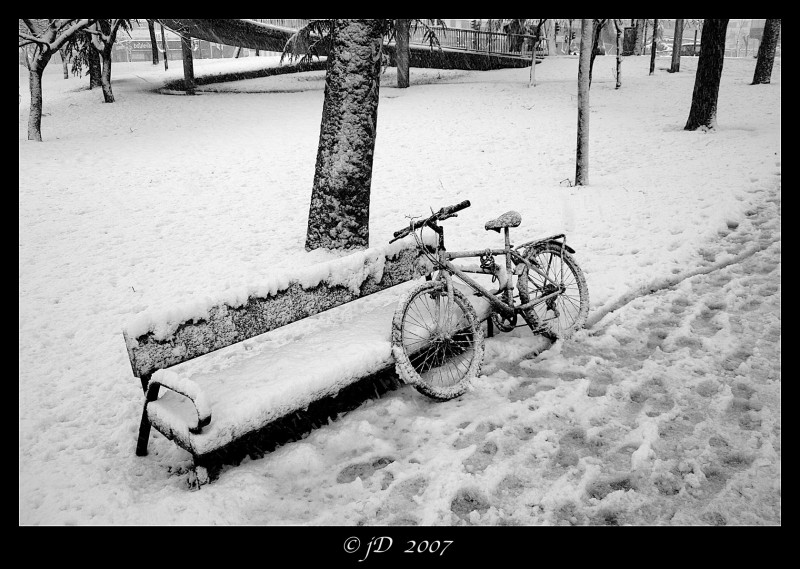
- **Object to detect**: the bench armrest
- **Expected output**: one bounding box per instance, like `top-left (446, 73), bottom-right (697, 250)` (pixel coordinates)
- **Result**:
top-left (147, 370), bottom-right (212, 434)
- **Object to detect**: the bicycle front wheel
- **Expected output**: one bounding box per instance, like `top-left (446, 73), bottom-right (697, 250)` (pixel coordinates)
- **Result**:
top-left (517, 243), bottom-right (589, 340)
top-left (392, 280), bottom-right (484, 401)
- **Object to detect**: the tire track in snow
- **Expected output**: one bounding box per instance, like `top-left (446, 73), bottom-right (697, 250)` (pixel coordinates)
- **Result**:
top-left (585, 191), bottom-right (780, 332)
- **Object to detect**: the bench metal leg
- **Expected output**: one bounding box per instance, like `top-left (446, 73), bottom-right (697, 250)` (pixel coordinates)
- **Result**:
top-left (135, 379), bottom-right (159, 457)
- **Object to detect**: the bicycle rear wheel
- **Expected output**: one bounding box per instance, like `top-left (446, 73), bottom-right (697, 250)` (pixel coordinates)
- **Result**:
top-left (517, 243), bottom-right (589, 340)
top-left (392, 280), bottom-right (484, 401)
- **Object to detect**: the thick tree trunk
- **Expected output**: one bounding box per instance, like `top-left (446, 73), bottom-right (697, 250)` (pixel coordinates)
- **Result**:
top-left (752, 18), bottom-right (780, 85)
top-left (182, 36), bottom-right (195, 94)
top-left (27, 63), bottom-right (47, 141)
top-left (670, 19), bottom-right (684, 72)
top-left (685, 19), bottom-right (729, 131)
top-left (396, 19), bottom-right (410, 88)
top-left (88, 43), bottom-right (102, 88)
top-left (100, 48), bottom-right (115, 103)
top-left (649, 18), bottom-right (659, 75)
top-left (576, 19), bottom-right (593, 186)
top-left (306, 20), bottom-right (385, 251)
top-left (148, 20), bottom-right (159, 64)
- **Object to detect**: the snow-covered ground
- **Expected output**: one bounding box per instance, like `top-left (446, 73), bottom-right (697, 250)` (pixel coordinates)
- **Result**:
top-left (19, 52), bottom-right (780, 525)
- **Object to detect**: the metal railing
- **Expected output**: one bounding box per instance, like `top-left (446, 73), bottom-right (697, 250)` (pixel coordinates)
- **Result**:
top-left (410, 26), bottom-right (548, 57)
top-left (252, 19), bottom-right (311, 30)
top-left (251, 20), bottom-right (548, 58)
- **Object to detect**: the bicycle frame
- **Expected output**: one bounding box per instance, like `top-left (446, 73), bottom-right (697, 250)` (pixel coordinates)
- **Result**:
top-left (421, 221), bottom-right (571, 323)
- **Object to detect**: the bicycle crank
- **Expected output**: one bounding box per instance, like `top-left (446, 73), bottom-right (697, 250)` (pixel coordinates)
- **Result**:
top-left (492, 311), bottom-right (517, 332)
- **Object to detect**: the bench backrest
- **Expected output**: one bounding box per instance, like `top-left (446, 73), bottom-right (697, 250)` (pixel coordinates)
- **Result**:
top-left (123, 237), bottom-right (434, 383)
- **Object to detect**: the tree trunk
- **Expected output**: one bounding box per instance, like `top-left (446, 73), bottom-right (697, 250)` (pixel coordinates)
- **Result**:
top-left (614, 20), bottom-right (623, 88)
top-left (588, 19), bottom-right (604, 88)
top-left (148, 20), bottom-right (159, 64)
top-left (576, 19), bottom-right (593, 186)
top-left (547, 19), bottom-right (557, 56)
top-left (60, 47), bottom-right (69, 79)
top-left (752, 18), bottom-right (780, 85)
top-left (649, 18), bottom-right (659, 75)
top-left (396, 19), bottom-right (410, 88)
top-left (633, 19), bottom-right (645, 55)
top-left (88, 43), bottom-right (102, 88)
top-left (568, 19), bottom-right (574, 54)
top-left (100, 48), bottom-right (115, 102)
top-left (27, 62), bottom-right (48, 141)
top-left (670, 19), bottom-right (684, 72)
top-left (182, 35), bottom-right (195, 94)
top-left (685, 19), bottom-right (729, 131)
top-left (306, 20), bottom-right (385, 251)
top-left (642, 20), bottom-right (649, 55)
top-left (161, 24), bottom-right (169, 71)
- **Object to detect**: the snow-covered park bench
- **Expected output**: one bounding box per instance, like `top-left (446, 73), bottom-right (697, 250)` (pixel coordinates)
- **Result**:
top-left (124, 234), bottom-right (489, 486)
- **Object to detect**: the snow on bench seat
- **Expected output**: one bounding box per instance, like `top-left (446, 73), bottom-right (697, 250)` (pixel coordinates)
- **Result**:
top-left (145, 285), bottom-right (491, 458)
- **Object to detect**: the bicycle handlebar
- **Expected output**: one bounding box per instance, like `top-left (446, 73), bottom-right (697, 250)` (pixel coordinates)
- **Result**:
top-left (390, 200), bottom-right (471, 242)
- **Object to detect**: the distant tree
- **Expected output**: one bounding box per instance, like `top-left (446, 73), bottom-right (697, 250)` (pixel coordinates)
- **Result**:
top-left (576, 19), bottom-right (593, 185)
top-left (527, 19), bottom-right (548, 87)
top-left (669, 18), bottom-right (684, 72)
top-left (613, 19), bottom-right (624, 87)
top-left (63, 31), bottom-right (102, 88)
top-left (504, 18), bottom-right (527, 52)
top-left (396, 19), bottom-right (410, 88)
top-left (181, 35), bottom-right (195, 94)
top-left (147, 19), bottom-right (159, 65)
top-left (160, 23), bottom-right (169, 71)
top-left (588, 19), bottom-right (607, 87)
top-left (649, 18), bottom-right (659, 75)
top-left (18, 19), bottom-right (95, 141)
top-left (87, 19), bottom-right (134, 103)
top-left (87, 34), bottom-right (102, 88)
top-left (633, 19), bottom-right (646, 55)
top-left (752, 18), bottom-right (781, 85)
top-left (685, 19), bottom-right (729, 131)
top-left (59, 47), bottom-right (69, 78)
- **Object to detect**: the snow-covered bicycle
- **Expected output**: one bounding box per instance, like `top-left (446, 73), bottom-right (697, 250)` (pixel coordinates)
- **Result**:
top-left (390, 200), bottom-right (589, 401)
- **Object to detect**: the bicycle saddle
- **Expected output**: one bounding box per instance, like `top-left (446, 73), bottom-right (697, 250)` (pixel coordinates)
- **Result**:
top-left (485, 211), bottom-right (522, 232)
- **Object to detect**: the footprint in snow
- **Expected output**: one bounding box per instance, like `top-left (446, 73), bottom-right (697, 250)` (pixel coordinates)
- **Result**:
top-left (450, 486), bottom-right (491, 524)
top-left (336, 456), bottom-right (394, 484)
